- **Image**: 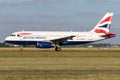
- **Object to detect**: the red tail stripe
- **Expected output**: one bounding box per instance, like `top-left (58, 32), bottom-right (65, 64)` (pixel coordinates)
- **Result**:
top-left (100, 16), bottom-right (112, 24)
top-left (94, 29), bottom-right (108, 34)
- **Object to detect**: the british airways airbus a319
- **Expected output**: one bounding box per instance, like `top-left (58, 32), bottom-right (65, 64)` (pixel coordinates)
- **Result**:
top-left (5, 13), bottom-right (116, 51)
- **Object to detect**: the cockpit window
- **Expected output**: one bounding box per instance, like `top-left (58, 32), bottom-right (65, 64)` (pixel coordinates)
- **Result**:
top-left (10, 34), bottom-right (16, 36)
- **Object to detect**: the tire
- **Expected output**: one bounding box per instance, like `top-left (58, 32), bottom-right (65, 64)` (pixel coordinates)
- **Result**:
top-left (55, 46), bottom-right (61, 51)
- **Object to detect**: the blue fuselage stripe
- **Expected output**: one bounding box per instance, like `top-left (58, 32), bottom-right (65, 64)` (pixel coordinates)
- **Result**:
top-left (5, 40), bottom-right (93, 45)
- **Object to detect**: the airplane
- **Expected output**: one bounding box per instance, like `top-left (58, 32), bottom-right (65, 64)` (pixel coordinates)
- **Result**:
top-left (5, 13), bottom-right (116, 51)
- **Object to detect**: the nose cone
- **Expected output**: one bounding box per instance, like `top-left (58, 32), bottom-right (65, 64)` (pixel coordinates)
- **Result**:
top-left (5, 36), bottom-right (15, 44)
top-left (5, 37), bottom-right (11, 43)
top-left (5, 37), bottom-right (8, 42)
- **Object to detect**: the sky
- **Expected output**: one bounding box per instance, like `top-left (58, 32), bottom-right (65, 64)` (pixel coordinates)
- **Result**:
top-left (0, 0), bottom-right (120, 44)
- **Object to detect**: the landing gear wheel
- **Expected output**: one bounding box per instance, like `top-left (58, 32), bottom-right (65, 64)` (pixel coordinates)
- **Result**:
top-left (55, 46), bottom-right (61, 51)
top-left (20, 45), bottom-right (23, 53)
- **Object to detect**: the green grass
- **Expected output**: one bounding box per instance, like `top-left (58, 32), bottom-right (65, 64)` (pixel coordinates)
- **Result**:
top-left (0, 48), bottom-right (120, 80)
top-left (1, 74), bottom-right (120, 80)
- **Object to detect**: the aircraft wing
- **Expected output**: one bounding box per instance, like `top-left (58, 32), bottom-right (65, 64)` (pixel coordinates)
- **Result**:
top-left (50, 35), bottom-right (75, 45)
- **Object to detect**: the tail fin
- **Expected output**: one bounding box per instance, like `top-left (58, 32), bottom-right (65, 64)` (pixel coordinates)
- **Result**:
top-left (91, 13), bottom-right (113, 35)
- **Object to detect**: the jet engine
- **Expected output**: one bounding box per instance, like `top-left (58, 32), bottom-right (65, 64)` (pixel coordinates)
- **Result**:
top-left (36, 42), bottom-right (52, 48)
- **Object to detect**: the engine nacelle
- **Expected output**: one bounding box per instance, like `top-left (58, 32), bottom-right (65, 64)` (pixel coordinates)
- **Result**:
top-left (36, 42), bottom-right (52, 48)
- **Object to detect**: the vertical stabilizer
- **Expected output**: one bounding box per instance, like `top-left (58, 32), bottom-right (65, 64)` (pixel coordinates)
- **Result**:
top-left (91, 13), bottom-right (113, 35)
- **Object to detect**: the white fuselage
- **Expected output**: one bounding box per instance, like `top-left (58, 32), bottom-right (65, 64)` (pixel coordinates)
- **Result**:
top-left (5, 31), bottom-right (105, 45)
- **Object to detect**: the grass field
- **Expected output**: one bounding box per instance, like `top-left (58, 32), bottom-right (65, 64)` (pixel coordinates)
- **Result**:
top-left (0, 47), bottom-right (120, 80)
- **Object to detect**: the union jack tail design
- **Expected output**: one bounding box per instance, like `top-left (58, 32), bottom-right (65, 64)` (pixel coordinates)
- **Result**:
top-left (91, 13), bottom-right (113, 35)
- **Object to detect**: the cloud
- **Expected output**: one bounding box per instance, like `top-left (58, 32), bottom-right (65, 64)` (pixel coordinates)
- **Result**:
top-left (86, 0), bottom-right (110, 3)
top-left (0, 2), bottom-right (18, 7)
top-left (0, 0), bottom-right (38, 8)
top-left (37, 13), bottom-right (53, 18)
top-left (0, 0), bottom-right (77, 8)
top-left (31, 0), bottom-right (78, 3)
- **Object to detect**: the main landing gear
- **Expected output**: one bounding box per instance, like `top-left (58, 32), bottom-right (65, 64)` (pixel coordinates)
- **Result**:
top-left (55, 45), bottom-right (61, 51)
